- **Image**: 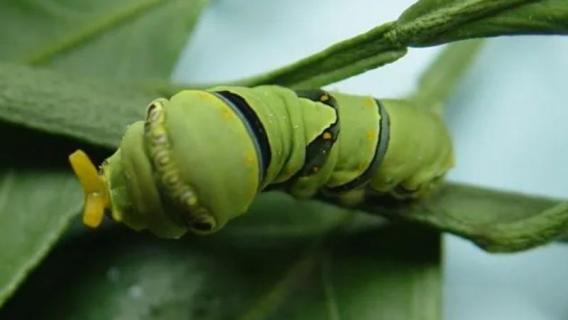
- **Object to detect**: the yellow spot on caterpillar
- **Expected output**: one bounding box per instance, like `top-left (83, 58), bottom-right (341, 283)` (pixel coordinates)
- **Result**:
top-left (364, 98), bottom-right (375, 108)
top-left (245, 152), bottom-right (256, 166)
top-left (367, 130), bottom-right (376, 140)
top-left (222, 108), bottom-right (235, 120)
top-left (68, 150), bottom-right (109, 228)
top-left (197, 91), bottom-right (212, 99)
top-left (323, 132), bottom-right (332, 140)
top-left (320, 94), bottom-right (330, 102)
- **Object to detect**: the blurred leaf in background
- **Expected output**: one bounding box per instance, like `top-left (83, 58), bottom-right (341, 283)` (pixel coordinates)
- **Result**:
top-left (1, 0), bottom-right (208, 80)
top-left (0, 194), bottom-right (441, 320)
top-left (0, 0), bottom-right (209, 305)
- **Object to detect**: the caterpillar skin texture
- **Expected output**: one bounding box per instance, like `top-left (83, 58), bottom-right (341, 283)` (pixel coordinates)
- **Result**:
top-left (80, 85), bottom-right (453, 238)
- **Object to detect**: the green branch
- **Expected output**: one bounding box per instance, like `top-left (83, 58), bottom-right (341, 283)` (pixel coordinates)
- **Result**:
top-left (168, 0), bottom-right (567, 91)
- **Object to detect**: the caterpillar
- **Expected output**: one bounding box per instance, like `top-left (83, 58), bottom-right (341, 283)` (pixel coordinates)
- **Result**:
top-left (69, 85), bottom-right (454, 238)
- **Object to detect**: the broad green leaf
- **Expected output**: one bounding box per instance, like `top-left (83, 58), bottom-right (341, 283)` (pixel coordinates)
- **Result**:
top-left (0, 63), bottom-right (156, 148)
top-left (0, 65), bottom-right (157, 305)
top-left (213, 0), bottom-right (568, 90)
top-left (0, 0), bottom-right (208, 307)
top-left (0, 193), bottom-right (441, 320)
top-left (0, 0), bottom-right (209, 80)
top-left (0, 170), bottom-right (80, 306)
top-left (0, 123), bottom-right (87, 305)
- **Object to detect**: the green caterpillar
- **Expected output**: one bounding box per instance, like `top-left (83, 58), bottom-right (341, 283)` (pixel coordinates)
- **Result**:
top-left (69, 85), bottom-right (454, 238)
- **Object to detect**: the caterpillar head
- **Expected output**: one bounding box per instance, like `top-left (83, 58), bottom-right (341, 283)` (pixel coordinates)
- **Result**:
top-left (69, 91), bottom-right (261, 238)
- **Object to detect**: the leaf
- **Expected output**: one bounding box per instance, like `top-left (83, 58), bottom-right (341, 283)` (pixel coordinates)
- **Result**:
top-left (0, 63), bottom-right (156, 148)
top-left (0, 193), bottom-right (441, 320)
top-left (0, 0), bottom-right (208, 307)
top-left (0, 0), bottom-right (209, 80)
top-left (399, 0), bottom-right (568, 45)
top-left (0, 123), bottom-right (88, 305)
top-left (207, 0), bottom-right (568, 90)
top-left (357, 183), bottom-right (568, 253)
top-left (0, 64), bottom-right (158, 304)
top-left (219, 23), bottom-right (407, 90)
top-left (0, 170), bottom-right (80, 307)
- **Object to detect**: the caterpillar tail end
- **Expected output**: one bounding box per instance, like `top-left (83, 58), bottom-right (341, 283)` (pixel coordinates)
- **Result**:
top-left (68, 149), bottom-right (110, 228)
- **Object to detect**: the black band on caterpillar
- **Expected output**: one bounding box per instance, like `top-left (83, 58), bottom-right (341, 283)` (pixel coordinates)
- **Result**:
top-left (294, 90), bottom-right (340, 176)
top-left (326, 99), bottom-right (390, 193)
top-left (213, 90), bottom-right (271, 184)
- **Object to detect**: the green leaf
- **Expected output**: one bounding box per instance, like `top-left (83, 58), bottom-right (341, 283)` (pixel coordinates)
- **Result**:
top-left (0, 0), bottom-right (208, 307)
top-left (0, 63), bottom-right (157, 148)
top-left (0, 193), bottom-right (441, 320)
top-left (357, 183), bottom-right (568, 253)
top-left (399, 0), bottom-right (568, 45)
top-left (0, 124), bottom-right (86, 305)
top-left (0, 0), bottom-right (209, 80)
top-left (0, 171), bottom-right (80, 306)
top-left (0, 65), bottom-right (158, 304)
top-left (212, 0), bottom-right (567, 90)
top-left (219, 23), bottom-right (407, 90)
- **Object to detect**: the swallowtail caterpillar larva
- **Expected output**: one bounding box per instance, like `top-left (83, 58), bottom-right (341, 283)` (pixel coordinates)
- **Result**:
top-left (69, 86), bottom-right (453, 238)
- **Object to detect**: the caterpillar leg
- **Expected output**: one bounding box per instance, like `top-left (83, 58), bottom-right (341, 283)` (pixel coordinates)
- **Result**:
top-left (68, 150), bottom-right (109, 228)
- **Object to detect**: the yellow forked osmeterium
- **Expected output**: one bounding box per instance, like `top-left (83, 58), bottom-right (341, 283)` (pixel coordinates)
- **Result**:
top-left (68, 150), bottom-right (109, 228)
